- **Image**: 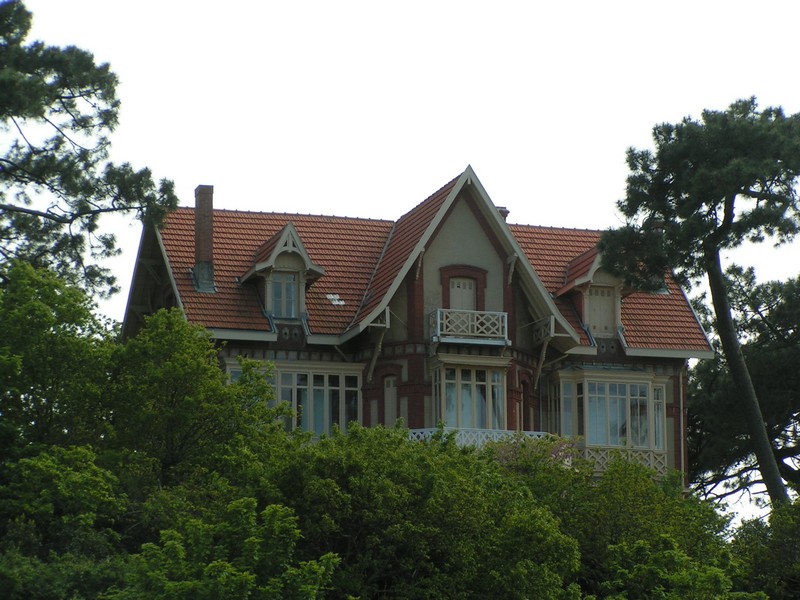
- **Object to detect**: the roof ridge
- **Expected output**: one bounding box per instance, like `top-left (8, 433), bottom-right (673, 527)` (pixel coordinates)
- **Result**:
top-left (172, 205), bottom-right (394, 223)
top-left (509, 223), bottom-right (605, 234)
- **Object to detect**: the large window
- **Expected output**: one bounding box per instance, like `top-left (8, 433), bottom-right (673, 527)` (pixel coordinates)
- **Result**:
top-left (433, 366), bottom-right (505, 429)
top-left (275, 370), bottom-right (360, 436)
top-left (558, 374), bottom-right (665, 450)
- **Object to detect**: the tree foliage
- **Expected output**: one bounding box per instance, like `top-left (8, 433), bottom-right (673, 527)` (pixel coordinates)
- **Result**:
top-left (0, 0), bottom-right (177, 295)
top-left (600, 97), bottom-right (800, 506)
top-left (690, 269), bottom-right (800, 501)
top-left (0, 264), bottom-right (787, 597)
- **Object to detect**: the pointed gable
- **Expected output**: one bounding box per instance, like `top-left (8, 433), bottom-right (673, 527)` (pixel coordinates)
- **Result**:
top-left (347, 175), bottom-right (459, 329)
top-left (557, 247), bottom-right (600, 296)
top-left (241, 221), bottom-right (325, 283)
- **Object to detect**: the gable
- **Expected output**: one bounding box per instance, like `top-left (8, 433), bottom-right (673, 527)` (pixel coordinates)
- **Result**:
top-left (345, 166), bottom-right (580, 349)
top-left (422, 196), bottom-right (505, 314)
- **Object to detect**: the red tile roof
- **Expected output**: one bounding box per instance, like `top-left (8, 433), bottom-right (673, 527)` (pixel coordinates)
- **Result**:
top-left (510, 224), bottom-right (711, 353)
top-left (349, 176), bottom-right (459, 328)
top-left (160, 209), bottom-right (393, 335)
top-left (157, 174), bottom-right (710, 355)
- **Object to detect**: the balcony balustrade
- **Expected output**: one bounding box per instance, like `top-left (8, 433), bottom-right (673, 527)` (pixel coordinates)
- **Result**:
top-left (409, 427), bottom-right (545, 447)
top-left (429, 309), bottom-right (509, 346)
top-left (409, 427), bottom-right (669, 477)
top-left (583, 446), bottom-right (668, 477)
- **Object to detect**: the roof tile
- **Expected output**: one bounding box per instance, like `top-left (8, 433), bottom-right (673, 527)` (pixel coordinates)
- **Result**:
top-left (158, 177), bottom-right (710, 354)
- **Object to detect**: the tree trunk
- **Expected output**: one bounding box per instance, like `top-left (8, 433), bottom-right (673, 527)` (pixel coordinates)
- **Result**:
top-left (704, 249), bottom-right (790, 506)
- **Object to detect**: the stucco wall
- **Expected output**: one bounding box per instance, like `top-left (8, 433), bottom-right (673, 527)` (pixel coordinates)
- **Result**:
top-left (422, 198), bottom-right (503, 317)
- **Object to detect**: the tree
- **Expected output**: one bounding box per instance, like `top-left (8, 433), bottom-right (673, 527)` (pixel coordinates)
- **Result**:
top-left (690, 269), bottom-right (800, 501)
top-left (730, 500), bottom-right (800, 599)
top-left (599, 98), bottom-right (800, 506)
top-left (273, 426), bottom-right (582, 599)
top-left (487, 438), bottom-right (735, 596)
top-left (0, 260), bottom-right (112, 448)
top-left (0, 1), bottom-right (177, 295)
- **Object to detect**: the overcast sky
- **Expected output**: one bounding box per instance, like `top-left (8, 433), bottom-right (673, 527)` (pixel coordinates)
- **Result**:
top-left (24, 0), bottom-right (800, 321)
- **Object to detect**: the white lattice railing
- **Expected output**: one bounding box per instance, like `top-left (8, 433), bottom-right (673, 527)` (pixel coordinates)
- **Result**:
top-left (429, 309), bottom-right (509, 344)
top-left (583, 446), bottom-right (668, 477)
top-left (409, 427), bottom-right (546, 447)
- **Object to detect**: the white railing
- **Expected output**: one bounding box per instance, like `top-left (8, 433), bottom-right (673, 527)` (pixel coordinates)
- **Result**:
top-left (409, 427), bottom-right (546, 447)
top-left (429, 309), bottom-right (509, 345)
top-left (583, 446), bottom-right (668, 477)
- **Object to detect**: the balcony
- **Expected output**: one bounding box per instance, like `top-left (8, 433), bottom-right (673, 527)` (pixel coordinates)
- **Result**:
top-left (409, 429), bottom-right (669, 476)
top-left (429, 309), bottom-right (510, 346)
top-left (409, 427), bottom-right (545, 447)
top-left (583, 446), bottom-right (668, 477)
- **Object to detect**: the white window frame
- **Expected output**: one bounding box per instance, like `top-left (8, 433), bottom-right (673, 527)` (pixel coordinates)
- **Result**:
top-left (557, 371), bottom-right (667, 451)
top-left (432, 365), bottom-right (506, 430)
top-left (269, 271), bottom-right (299, 318)
top-left (584, 285), bottom-right (617, 338)
top-left (273, 368), bottom-right (361, 436)
top-left (223, 360), bottom-right (363, 437)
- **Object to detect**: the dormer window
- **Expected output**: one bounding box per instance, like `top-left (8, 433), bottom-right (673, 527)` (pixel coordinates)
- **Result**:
top-left (585, 286), bottom-right (616, 338)
top-left (271, 272), bottom-right (298, 318)
top-left (240, 222), bottom-right (325, 321)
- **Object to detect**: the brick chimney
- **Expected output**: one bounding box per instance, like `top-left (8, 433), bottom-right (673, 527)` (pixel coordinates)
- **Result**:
top-left (497, 206), bottom-right (510, 221)
top-left (193, 184), bottom-right (215, 292)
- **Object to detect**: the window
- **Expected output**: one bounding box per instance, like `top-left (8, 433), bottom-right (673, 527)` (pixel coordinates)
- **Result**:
top-left (584, 286), bottom-right (616, 338)
top-left (384, 375), bottom-right (398, 427)
top-left (271, 272), bottom-right (298, 318)
top-left (554, 373), bottom-right (666, 450)
top-left (274, 370), bottom-right (360, 436)
top-left (440, 265), bottom-right (487, 310)
top-left (449, 277), bottom-right (476, 310)
top-left (433, 366), bottom-right (505, 429)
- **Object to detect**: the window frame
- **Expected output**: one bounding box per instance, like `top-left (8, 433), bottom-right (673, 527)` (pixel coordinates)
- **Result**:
top-left (440, 265), bottom-right (487, 310)
top-left (224, 360), bottom-right (362, 436)
top-left (557, 371), bottom-right (667, 451)
top-left (432, 364), bottom-right (506, 430)
top-left (269, 271), bottom-right (300, 319)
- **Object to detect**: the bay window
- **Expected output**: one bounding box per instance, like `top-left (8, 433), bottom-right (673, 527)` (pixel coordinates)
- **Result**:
top-left (433, 366), bottom-right (505, 429)
top-left (558, 372), bottom-right (666, 451)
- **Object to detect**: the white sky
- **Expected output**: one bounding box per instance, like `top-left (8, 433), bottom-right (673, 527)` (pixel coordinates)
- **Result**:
top-left (24, 0), bottom-right (800, 324)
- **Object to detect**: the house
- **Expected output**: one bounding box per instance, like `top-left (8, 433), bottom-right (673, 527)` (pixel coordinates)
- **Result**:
top-left (123, 166), bottom-right (712, 477)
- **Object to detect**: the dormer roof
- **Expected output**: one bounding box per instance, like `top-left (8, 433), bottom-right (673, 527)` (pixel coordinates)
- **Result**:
top-left (557, 246), bottom-right (601, 296)
top-left (240, 221), bottom-right (325, 283)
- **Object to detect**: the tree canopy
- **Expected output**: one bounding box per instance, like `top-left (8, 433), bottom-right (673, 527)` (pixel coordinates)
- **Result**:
top-left (690, 269), bottom-right (800, 502)
top-left (0, 0), bottom-right (177, 295)
top-left (1, 262), bottom-right (792, 598)
top-left (600, 97), bottom-right (800, 506)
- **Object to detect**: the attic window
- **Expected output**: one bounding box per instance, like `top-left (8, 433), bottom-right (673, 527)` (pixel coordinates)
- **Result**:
top-left (271, 272), bottom-right (298, 318)
top-left (326, 293), bottom-right (346, 306)
top-left (584, 286), bottom-right (617, 339)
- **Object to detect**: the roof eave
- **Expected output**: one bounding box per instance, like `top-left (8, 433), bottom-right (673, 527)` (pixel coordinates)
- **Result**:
top-left (206, 328), bottom-right (278, 343)
top-left (624, 347), bottom-right (715, 360)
